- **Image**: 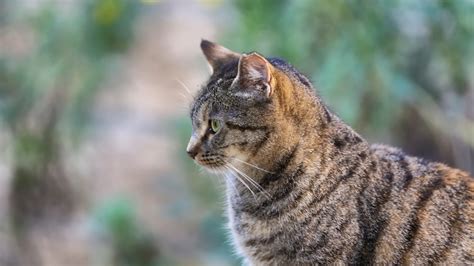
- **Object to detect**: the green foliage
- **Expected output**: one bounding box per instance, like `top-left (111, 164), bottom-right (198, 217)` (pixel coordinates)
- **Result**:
top-left (83, 0), bottom-right (139, 56)
top-left (0, 0), bottom-right (139, 137)
top-left (13, 132), bottom-right (51, 171)
top-left (93, 198), bottom-right (160, 266)
top-left (228, 0), bottom-right (474, 139)
top-left (0, 0), bottom-right (145, 263)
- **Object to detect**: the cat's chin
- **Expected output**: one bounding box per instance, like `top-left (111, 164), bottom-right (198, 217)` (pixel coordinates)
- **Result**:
top-left (201, 165), bottom-right (228, 175)
top-left (194, 160), bottom-right (228, 174)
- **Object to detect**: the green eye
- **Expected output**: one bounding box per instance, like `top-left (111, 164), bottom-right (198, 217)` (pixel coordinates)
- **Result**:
top-left (210, 119), bottom-right (222, 133)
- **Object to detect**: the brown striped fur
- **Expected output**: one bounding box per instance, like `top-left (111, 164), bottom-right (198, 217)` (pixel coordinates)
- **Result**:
top-left (187, 40), bottom-right (474, 265)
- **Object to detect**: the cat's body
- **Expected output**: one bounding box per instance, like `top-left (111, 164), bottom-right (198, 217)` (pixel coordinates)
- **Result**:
top-left (188, 40), bottom-right (474, 265)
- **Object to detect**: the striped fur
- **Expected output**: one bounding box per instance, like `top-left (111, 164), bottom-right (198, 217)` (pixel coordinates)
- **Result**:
top-left (188, 40), bottom-right (474, 265)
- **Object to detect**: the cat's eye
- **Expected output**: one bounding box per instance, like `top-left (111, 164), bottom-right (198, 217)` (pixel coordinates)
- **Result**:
top-left (209, 119), bottom-right (222, 133)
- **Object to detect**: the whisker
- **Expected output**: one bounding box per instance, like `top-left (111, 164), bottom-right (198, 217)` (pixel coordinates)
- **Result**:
top-left (228, 164), bottom-right (260, 191)
top-left (225, 161), bottom-right (267, 190)
top-left (178, 91), bottom-right (190, 101)
top-left (232, 157), bottom-right (274, 174)
top-left (175, 78), bottom-right (193, 96)
top-left (224, 165), bottom-right (256, 198)
top-left (226, 162), bottom-right (272, 200)
top-left (225, 161), bottom-right (263, 190)
top-left (221, 168), bottom-right (241, 200)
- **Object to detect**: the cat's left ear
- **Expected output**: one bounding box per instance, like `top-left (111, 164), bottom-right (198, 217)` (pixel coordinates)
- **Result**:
top-left (234, 52), bottom-right (274, 98)
top-left (201, 39), bottom-right (241, 73)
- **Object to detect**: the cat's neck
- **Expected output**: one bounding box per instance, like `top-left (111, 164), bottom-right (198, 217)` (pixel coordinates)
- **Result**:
top-left (223, 72), bottom-right (369, 202)
top-left (225, 114), bottom-right (369, 206)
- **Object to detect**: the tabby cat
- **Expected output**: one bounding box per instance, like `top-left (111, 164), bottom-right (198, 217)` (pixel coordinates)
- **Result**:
top-left (187, 40), bottom-right (474, 265)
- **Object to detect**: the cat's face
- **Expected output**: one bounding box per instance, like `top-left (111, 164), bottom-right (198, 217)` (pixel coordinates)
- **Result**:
top-left (187, 40), bottom-right (277, 173)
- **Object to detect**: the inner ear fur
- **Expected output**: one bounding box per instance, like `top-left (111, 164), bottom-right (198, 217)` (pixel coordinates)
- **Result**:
top-left (236, 53), bottom-right (275, 97)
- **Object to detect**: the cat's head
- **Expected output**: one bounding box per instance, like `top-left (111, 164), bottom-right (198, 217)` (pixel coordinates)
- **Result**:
top-left (187, 40), bottom-right (321, 173)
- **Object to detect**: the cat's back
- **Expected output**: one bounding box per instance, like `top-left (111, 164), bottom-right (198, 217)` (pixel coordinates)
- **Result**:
top-left (369, 144), bottom-right (474, 264)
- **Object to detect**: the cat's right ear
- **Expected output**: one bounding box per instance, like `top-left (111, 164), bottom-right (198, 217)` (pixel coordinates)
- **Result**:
top-left (233, 52), bottom-right (274, 98)
top-left (200, 39), bottom-right (240, 73)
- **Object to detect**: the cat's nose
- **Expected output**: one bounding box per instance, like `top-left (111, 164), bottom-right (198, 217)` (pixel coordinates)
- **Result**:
top-left (186, 136), bottom-right (200, 159)
top-left (187, 147), bottom-right (198, 159)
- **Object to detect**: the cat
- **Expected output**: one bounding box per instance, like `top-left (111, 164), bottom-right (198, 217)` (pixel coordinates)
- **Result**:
top-left (187, 39), bottom-right (474, 265)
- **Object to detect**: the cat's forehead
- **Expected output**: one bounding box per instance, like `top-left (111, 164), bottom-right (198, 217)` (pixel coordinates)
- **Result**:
top-left (190, 75), bottom-right (234, 124)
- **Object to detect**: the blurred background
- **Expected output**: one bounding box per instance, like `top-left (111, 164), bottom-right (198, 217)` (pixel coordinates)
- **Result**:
top-left (0, 0), bottom-right (472, 265)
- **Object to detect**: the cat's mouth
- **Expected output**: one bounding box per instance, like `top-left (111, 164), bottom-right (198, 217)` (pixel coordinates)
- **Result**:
top-left (194, 154), bottom-right (228, 173)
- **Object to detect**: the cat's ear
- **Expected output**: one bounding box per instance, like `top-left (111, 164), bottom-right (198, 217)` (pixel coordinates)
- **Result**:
top-left (235, 52), bottom-right (273, 97)
top-left (200, 39), bottom-right (240, 73)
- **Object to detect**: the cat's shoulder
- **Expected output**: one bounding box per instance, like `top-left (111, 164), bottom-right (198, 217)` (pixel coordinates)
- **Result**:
top-left (369, 143), bottom-right (407, 162)
top-left (370, 143), bottom-right (473, 187)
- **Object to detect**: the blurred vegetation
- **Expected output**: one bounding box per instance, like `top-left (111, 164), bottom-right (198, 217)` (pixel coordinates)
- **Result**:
top-left (0, 0), bottom-right (152, 264)
top-left (92, 198), bottom-right (159, 266)
top-left (226, 0), bottom-right (474, 172)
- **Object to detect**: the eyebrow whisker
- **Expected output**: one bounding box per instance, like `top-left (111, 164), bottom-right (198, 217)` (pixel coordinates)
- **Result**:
top-left (175, 78), bottom-right (193, 96)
